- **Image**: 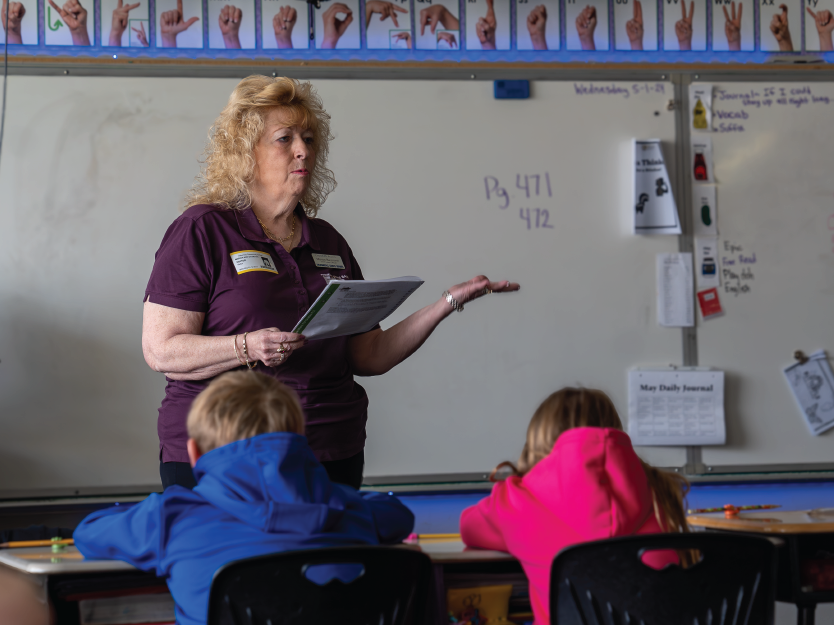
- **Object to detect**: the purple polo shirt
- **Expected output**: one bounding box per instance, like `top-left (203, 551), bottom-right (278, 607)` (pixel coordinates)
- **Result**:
top-left (145, 204), bottom-right (371, 464)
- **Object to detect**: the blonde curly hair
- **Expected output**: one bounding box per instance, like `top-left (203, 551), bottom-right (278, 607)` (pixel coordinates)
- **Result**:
top-left (185, 76), bottom-right (336, 216)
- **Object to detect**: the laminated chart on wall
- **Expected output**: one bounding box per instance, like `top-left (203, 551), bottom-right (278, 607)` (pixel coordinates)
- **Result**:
top-left (155, 0), bottom-right (203, 48)
top-left (414, 0), bottom-right (460, 49)
top-left (7, 0), bottom-right (834, 61)
top-left (466, 0), bottom-right (510, 50)
top-left (101, 0), bottom-right (150, 48)
top-left (784, 351), bottom-right (834, 436)
top-left (565, 0), bottom-right (610, 50)
top-left (628, 369), bottom-right (726, 446)
top-left (261, 0), bottom-right (309, 50)
top-left (2, 0), bottom-right (38, 44)
top-left (208, 0), bottom-right (256, 49)
top-left (516, 0), bottom-right (560, 50)
top-left (663, 0), bottom-right (707, 51)
top-left (613, 0), bottom-right (658, 50)
top-left (45, 0), bottom-right (95, 46)
top-left (315, 0), bottom-right (361, 48)
top-left (365, 0), bottom-right (412, 49)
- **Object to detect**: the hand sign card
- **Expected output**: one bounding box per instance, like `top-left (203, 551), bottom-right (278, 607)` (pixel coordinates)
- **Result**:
top-left (315, 0), bottom-right (360, 49)
top-left (804, 0), bottom-right (834, 51)
top-left (366, 0), bottom-right (411, 49)
top-left (712, 0), bottom-right (753, 50)
top-left (262, 0), bottom-right (308, 49)
top-left (565, 0), bottom-right (609, 50)
top-left (517, 0), bottom-right (560, 50)
top-left (209, 0), bottom-right (255, 48)
top-left (2, 0), bottom-right (38, 44)
top-left (102, 0), bottom-right (148, 47)
top-left (663, 0), bottom-right (705, 50)
top-left (45, 0), bottom-right (95, 45)
top-left (614, 0), bottom-right (657, 50)
top-left (633, 139), bottom-right (681, 235)
top-left (414, 0), bottom-right (459, 49)
top-left (783, 350), bottom-right (834, 436)
top-left (759, 0), bottom-right (799, 51)
top-left (466, 0), bottom-right (510, 50)
top-left (156, 0), bottom-right (203, 48)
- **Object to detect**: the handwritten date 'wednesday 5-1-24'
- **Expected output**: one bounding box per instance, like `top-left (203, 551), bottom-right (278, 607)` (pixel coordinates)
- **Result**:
top-left (484, 173), bottom-right (555, 231)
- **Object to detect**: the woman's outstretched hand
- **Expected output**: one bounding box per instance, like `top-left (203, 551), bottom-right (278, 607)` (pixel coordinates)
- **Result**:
top-left (446, 275), bottom-right (520, 308)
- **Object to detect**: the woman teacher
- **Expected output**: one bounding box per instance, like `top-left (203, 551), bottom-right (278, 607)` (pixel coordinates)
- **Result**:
top-left (142, 76), bottom-right (519, 490)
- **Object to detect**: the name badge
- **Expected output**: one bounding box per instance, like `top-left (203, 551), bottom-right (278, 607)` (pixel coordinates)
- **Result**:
top-left (230, 250), bottom-right (279, 275)
top-left (311, 253), bottom-right (346, 270)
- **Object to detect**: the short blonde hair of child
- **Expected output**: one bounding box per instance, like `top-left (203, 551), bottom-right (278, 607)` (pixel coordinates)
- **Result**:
top-left (187, 371), bottom-right (305, 453)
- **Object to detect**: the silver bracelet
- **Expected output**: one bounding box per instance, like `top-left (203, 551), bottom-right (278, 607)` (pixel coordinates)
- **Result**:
top-left (442, 290), bottom-right (464, 312)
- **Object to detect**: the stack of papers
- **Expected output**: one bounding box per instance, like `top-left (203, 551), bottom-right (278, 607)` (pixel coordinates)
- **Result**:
top-left (293, 277), bottom-right (424, 340)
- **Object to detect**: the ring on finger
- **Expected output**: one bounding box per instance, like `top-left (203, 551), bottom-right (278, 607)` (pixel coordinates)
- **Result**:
top-left (483, 288), bottom-right (492, 295)
top-left (277, 344), bottom-right (289, 354)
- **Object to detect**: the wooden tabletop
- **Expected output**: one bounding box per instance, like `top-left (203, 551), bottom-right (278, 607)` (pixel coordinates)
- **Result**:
top-left (687, 509), bottom-right (834, 534)
top-left (0, 539), bottom-right (515, 575)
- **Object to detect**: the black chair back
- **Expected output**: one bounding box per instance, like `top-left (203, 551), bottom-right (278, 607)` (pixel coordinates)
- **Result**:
top-left (550, 533), bottom-right (776, 625)
top-left (208, 546), bottom-right (432, 625)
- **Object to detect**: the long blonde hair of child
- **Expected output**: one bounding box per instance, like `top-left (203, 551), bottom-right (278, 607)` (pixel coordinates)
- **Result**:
top-left (491, 387), bottom-right (690, 535)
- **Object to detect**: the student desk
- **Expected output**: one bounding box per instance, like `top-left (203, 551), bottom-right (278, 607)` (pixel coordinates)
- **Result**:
top-left (688, 510), bottom-right (834, 625)
top-left (0, 538), bottom-right (522, 625)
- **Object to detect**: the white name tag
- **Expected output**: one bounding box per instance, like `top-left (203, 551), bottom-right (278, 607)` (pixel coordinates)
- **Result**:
top-left (311, 253), bottom-right (346, 270)
top-left (230, 250), bottom-right (278, 275)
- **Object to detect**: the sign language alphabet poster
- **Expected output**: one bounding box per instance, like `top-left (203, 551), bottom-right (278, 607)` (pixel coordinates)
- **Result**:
top-left (415, 0), bottom-right (459, 49)
top-left (209, 0), bottom-right (255, 48)
top-left (466, 0), bottom-right (510, 50)
top-left (517, 0), bottom-right (560, 50)
top-left (614, 0), bottom-right (658, 50)
top-left (45, 0), bottom-right (95, 46)
top-left (102, 0), bottom-right (149, 47)
top-left (365, 0), bottom-right (411, 49)
top-left (712, 0), bottom-right (753, 50)
top-left (565, 0), bottom-right (610, 50)
top-left (663, 0), bottom-right (706, 50)
top-left (804, 0), bottom-right (834, 51)
top-left (315, 0), bottom-right (360, 49)
top-left (2, 0), bottom-right (39, 43)
top-left (760, 0), bottom-right (799, 51)
top-left (156, 0), bottom-right (203, 48)
top-left (262, 0), bottom-right (309, 49)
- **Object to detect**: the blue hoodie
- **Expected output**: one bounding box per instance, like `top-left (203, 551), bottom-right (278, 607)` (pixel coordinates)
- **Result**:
top-left (74, 433), bottom-right (415, 625)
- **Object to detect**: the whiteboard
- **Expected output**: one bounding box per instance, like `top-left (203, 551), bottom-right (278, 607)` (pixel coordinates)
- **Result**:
top-left (698, 82), bottom-right (834, 468)
top-left (0, 76), bottom-right (684, 490)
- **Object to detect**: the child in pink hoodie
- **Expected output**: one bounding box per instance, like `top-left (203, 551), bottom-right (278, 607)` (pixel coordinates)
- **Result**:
top-left (460, 388), bottom-right (690, 625)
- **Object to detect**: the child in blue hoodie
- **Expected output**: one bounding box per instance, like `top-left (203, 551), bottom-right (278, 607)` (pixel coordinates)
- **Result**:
top-left (74, 371), bottom-right (415, 625)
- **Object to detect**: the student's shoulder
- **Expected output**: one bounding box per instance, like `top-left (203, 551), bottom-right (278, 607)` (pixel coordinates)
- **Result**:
top-left (155, 485), bottom-right (215, 517)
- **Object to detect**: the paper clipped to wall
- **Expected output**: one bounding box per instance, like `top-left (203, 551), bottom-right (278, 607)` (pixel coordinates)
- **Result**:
top-left (628, 369), bottom-right (726, 446)
top-left (783, 351), bottom-right (834, 436)
top-left (656, 253), bottom-right (694, 327)
top-left (689, 84), bottom-right (713, 132)
top-left (633, 139), bottom-right (681, 235)
top-left (692, 184), bottom-right (717, 237)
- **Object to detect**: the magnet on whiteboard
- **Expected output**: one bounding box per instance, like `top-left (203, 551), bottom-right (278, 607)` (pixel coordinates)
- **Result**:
top-left (494, 80), bottom-right (529, 99)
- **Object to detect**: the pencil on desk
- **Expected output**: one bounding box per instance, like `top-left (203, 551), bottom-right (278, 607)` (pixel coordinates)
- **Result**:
top-left (405, 533), bottom-right (461, 541)
top-left (0, 538), bottom-right (75, 549)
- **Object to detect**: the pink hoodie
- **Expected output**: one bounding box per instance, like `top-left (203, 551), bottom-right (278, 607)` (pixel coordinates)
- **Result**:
top-left (460, 427), bottom-right (677, 625)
